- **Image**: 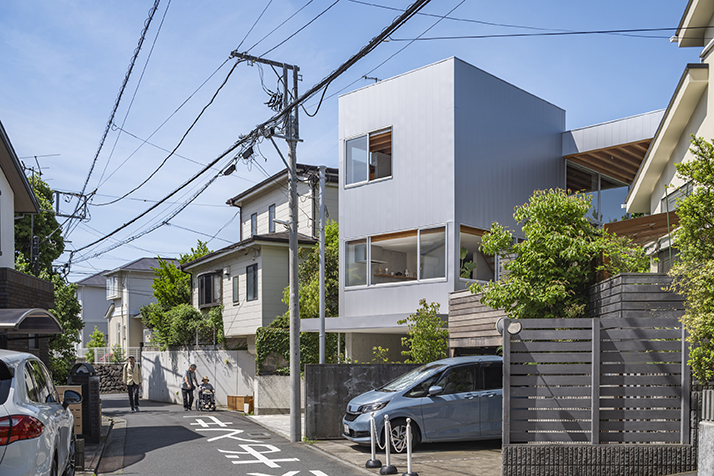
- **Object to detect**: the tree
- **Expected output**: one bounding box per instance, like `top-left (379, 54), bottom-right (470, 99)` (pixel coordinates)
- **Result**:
top-left (140, 241), bottom-right (224, 349)
top-left (85, 326), bottom-right (106, 363)
top-left (15, 175), bottom-right (64, 273)
top-left (398, 299), bottom-right (448, 364)
top-left (472, 189), bottom-right (649, 319)
top-left (669, 136), bottom-right (714, 382)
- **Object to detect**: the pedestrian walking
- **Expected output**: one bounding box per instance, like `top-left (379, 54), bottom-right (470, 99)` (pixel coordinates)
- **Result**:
top-left (122, 355), bottom-right (142, 412)
top-left (181, 363), bottom-right (199, 411)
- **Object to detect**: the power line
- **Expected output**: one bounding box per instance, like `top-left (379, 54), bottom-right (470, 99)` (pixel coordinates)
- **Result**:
top-left (236, 0), bottom-right (274, 51)
top-left (260, 0), bottom-right (341, 57)
top-left (388, 27), bottom-right (687, 42)
top-left (67, 0), bottom-right (434, 266)
top-left (243, 0), bottom-right (315, 54)
top-left (93, 60), bottom-right (242, 207)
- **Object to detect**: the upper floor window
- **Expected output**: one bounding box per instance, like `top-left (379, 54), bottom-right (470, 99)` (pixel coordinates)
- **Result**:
top-left (345, 128), bottom-right (392, 186)
top-left (232, 276), bottom-right (240, 304)
top-left (269, 204), bottom-right (276, 233)
top-left (199, 273), bottom-right (221, 308)
top-left (459, 226), bottom-right (495, 281)
top-left (106, 276), bottom-right (120, 299)
top-left (246, 264), bottom-right (258, 301)
top-left (251, 213), bottom-right (258, 237)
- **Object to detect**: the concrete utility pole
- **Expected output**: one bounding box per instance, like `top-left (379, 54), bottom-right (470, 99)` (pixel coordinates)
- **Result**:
top-left (230, 51), bottom-right (302, 442)
top-left (318, 166), bottom-right (326, 364)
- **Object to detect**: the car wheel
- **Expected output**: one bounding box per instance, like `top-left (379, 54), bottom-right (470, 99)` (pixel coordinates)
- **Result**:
top-left (63, 434), bottom-right (76, 476)
top-left (383, 418), bottom-right (420, 453)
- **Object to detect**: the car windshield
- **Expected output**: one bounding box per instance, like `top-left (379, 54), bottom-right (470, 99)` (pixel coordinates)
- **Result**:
top-left (378, 363), bottom-right (447, 392)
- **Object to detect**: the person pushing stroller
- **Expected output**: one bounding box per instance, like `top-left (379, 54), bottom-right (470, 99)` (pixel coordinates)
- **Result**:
top-left (197, 376), bottom-right (216, 411)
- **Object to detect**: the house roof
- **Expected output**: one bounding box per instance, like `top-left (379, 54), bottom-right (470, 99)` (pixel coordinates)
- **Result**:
top-left (181, 231), bottom-right (318, 271)
top-left (626, 64), bottom-right (709, 213)
top-left (563, 110), bottom-right (663, 186)
top-left (0, 120), bottom-right (41, 214)
top-left (104, 257), bottom-right (178, 276)
top-left (75, 271), bottom-right (108, 287)
top-left (676, 0), bottom-right (714, 48)
top-left (226, 164), bottom-right (338, 207)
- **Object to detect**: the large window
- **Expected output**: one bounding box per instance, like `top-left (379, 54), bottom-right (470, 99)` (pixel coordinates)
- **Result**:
top-left (106, 276), bottom-right (120, 299)
top-left (246, 264), bottom-right (258, 301)
top-left (268, 204), bottom-right (276, 233)
top-left (251, 213), bottom-right (258, 237)
top-left (345, 129), bottom-right (392, 186)
top-left (345, 226), bottom-right (446, 287)
top-left (459, 226), bottom-right (495, 281)
top-left (566, 163), bottom-right (629, 224)
top-left (199, 273), bottom-right (221, 308)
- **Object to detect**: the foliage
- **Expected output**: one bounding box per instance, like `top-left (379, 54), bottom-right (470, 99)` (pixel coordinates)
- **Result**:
top-left (14, 175), bottom-right (65, 273)
top-left (398, 299), bottom-right (448, 364)
top-left (110, 343), bottom-right (126, 363)
top-left (471, 189), bottom-right (649, 319)
top-left (255, 221), bottom-right (340, 374)
top-left (140, 241), bottom-right (224, 349)
top-left (459, 247), bottom-right (477, 279)
top-left (372, 346), bottom-right (390, 363)
top-left (85, 326), bottom-right (106, 364)
top-left (669, 136), bottom-right (714, 382)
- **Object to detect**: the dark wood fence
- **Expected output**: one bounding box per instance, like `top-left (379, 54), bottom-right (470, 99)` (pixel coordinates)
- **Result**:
top-left (448, 289), bottom-right (504, 351)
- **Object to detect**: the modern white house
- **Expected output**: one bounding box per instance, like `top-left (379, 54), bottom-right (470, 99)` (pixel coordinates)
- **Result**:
top-left (625, 0), bottom-right (713, 271)
top-left (105, 257), bottom-right (177, 349)
top-left (300, 57), bottom-right (665, 362)
top-left (74, 271), bottom-right (109, 347)
top-left (182, 164), bottom-right (338, 352)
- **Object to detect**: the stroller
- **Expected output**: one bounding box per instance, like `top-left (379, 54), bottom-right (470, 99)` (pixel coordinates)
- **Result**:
top-left (195, 376), bottom-right (217, 411)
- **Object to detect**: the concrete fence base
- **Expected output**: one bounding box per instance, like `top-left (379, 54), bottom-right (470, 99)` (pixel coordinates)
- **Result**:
top-left (502, 444), bottom-right (697, 476)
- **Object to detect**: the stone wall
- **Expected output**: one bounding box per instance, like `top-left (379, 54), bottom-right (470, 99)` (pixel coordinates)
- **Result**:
top-left (253, 375), bottom-right (304, 415)
top-left (96, 364), bottom-right (125, 393)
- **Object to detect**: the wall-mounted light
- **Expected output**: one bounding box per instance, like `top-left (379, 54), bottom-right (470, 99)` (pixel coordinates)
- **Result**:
top-left (496, 317), bottom-right (522, 336)
top-left (223, 266), bottom-right (231, 276)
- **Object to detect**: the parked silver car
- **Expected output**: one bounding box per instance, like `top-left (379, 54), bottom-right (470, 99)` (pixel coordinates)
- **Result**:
top-left (0, 349), bottom-right (82, 476)
top-left (342, 355), bottom-right (502, 451)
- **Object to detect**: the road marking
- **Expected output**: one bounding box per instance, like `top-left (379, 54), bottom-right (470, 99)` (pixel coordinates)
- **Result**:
top-left (219, 445), bottom-right (300, 468)
top-left (189, 415), bottom-right (233, 428)
top-left (196, 428), bottom-right (261, 443)
top-left (247, 472), bottom-right (301, 476)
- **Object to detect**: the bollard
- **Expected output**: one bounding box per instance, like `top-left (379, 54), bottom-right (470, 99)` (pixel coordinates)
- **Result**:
top-left (401, 418), bottom-right (418, 476)
top-left (380, 415), bottom-right (398, 475)
top-left (366, 412), bottom-right (383, 468)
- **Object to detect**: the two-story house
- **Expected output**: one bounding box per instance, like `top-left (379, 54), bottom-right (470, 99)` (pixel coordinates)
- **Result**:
top-left (299, 57), bottom-right (665, 362)
top-left (74, 271), bottom-right (109, 347)
top-left (0, 119), bottom-right (61, 363)
top-left (625, 0), bottom-right (713, 269)
top-left (182, 164), bottom-right (338, 353)
top-left (105, 257), bottom-right (177, 349)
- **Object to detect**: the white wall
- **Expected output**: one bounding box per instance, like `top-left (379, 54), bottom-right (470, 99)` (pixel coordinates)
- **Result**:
top-left (76, 284), bottom-right (109, 346)
top-left (142, 350), bottom-right (255, 405)
top-left (0, 171), bottom-right (15, 269)
top-left (240, 180), bottom-right (316, 238)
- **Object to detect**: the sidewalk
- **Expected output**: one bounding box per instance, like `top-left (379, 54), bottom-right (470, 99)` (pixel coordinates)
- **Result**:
top-left (76, 415), bottom-right (114, 476)
top-left (246, 414), bottom-right (502, 476)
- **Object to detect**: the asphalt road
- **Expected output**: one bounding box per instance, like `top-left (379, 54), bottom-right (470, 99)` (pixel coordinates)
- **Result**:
top-left (98, 393), bottom-right (369, 476)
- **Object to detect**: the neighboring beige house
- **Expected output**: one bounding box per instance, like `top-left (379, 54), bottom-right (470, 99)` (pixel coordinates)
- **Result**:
top-left (182, 164), bottom-right (338, 352)
top-left (626, 0), bottom-right (713, 270)
top-left (105, 257), bottom-right (177, 349)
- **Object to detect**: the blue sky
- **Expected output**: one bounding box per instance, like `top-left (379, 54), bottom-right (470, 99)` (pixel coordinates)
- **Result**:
top-left (0, 0), bottom-right (700, 281)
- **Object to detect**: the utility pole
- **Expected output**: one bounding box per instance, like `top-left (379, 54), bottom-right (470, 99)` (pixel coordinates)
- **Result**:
top-left (230, 51), bottom-right (302, 442)
top-left (318, 166), bottom-right (326, 364)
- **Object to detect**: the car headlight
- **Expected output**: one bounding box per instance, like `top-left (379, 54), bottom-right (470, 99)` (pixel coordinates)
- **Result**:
top-left (357, 401), bottom-right (388, 413)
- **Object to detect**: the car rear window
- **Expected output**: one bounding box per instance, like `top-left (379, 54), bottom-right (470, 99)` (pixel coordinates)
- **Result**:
top-left (0, 360), bottom-right (13, 405)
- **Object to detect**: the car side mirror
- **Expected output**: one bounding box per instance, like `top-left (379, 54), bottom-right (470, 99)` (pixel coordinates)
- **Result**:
top-left (428, 385), bottom-right (444, 397)
top-left (62, 389), bottom-right (83, 410)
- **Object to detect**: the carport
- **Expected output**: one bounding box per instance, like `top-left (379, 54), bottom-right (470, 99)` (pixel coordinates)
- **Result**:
top-left (0, 308), bottom-right (64, 361)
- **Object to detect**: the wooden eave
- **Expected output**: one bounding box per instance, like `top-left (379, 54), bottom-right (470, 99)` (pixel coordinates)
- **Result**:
top-left (565, 138), bottom-right (652, 186)
top-left (604, 211), bottom-right (680, 246)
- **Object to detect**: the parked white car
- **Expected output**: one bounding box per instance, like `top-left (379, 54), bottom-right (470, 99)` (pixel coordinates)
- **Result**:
top-left (0, 349), bottom-right (81, 476)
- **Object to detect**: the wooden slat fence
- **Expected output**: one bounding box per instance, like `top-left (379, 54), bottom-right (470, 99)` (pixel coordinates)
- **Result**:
top-left (504, 315), bottom-right (688, 445)
top-left (448, 289), bottom-right (503, 350)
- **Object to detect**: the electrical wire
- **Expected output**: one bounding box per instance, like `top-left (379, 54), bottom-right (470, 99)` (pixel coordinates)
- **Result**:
top-left (97, 0), bottom-right (173, 187)
top-left (243, 0), bottom-right (315, 54)
top-left (388, 28), bottom-right (685, 42)
top-left (236, 0), bottom-right (274, 51)
top-left (93, 60), bottom-right (242, 207)
top-left (260, 0), bottom-right (341, 57)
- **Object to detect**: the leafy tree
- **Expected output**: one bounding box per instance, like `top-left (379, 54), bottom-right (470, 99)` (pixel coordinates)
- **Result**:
top-left (398, 299), bottom-right (448, 364)
top-left (15, 175), bottom-right (64, 273)
top-left (669, 136), bottom-right (714, 382)
top-left (471, 189), bottom-right (649, 319)
top-left (255, 222), bottom-right (340, 373)
top-left (140, 241), bottom-right (225, 349)
top-left (85, 326), bottom-right (106, 363)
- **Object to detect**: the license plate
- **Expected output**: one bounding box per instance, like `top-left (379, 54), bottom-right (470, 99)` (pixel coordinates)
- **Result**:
top-left (343, 423), bottom-right (349, 435)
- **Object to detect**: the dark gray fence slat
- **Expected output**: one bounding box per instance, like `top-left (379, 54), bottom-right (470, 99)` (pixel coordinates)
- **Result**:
top-left (519, 318), bottom-right (592, 329)
top-left (599, 363), bottom-right (682, 374)
top-left (510, 352), bottom-right (592, 363)
top-left (600, 386), bottom-right (683, 397)
top-left (600, 340), bottom-right (682, 352)
top-left (598, 397), bottom-right (681, 409)
top-left (600, 409), bottom-right (681, 419)
top-left (510, 432), bottom-right (591, 443)
top-left (510, 364), bottom-right (592, 375)
top-left (517, 329), bottom-right (591, 340)
top-left (599, 352), bottom-right (682, 363)
top-left (591, 320), bottom-right (600, 444)
top-left (510, 386), bottom-right (592, 397)
top-left (511, 341), bottom-right (592, 352)
top-left (511, 375), bottom-right (592, 386)
top-left (510, 408), bottom-right (591, 419)
top-left (510, 398), bottom-right (591, 410)
top-left (511, 420), bottom-right (591, 432)
top-left (600, 420), bottom-right (680, 431)
top-left (600, 374), bottom-right (681, 386)
top-left (600, 432), bottom-right (681, 443)
top-left (599, 317), bottom-right (682, 328)
top-left (600, 328), bottom-right (683, 340)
